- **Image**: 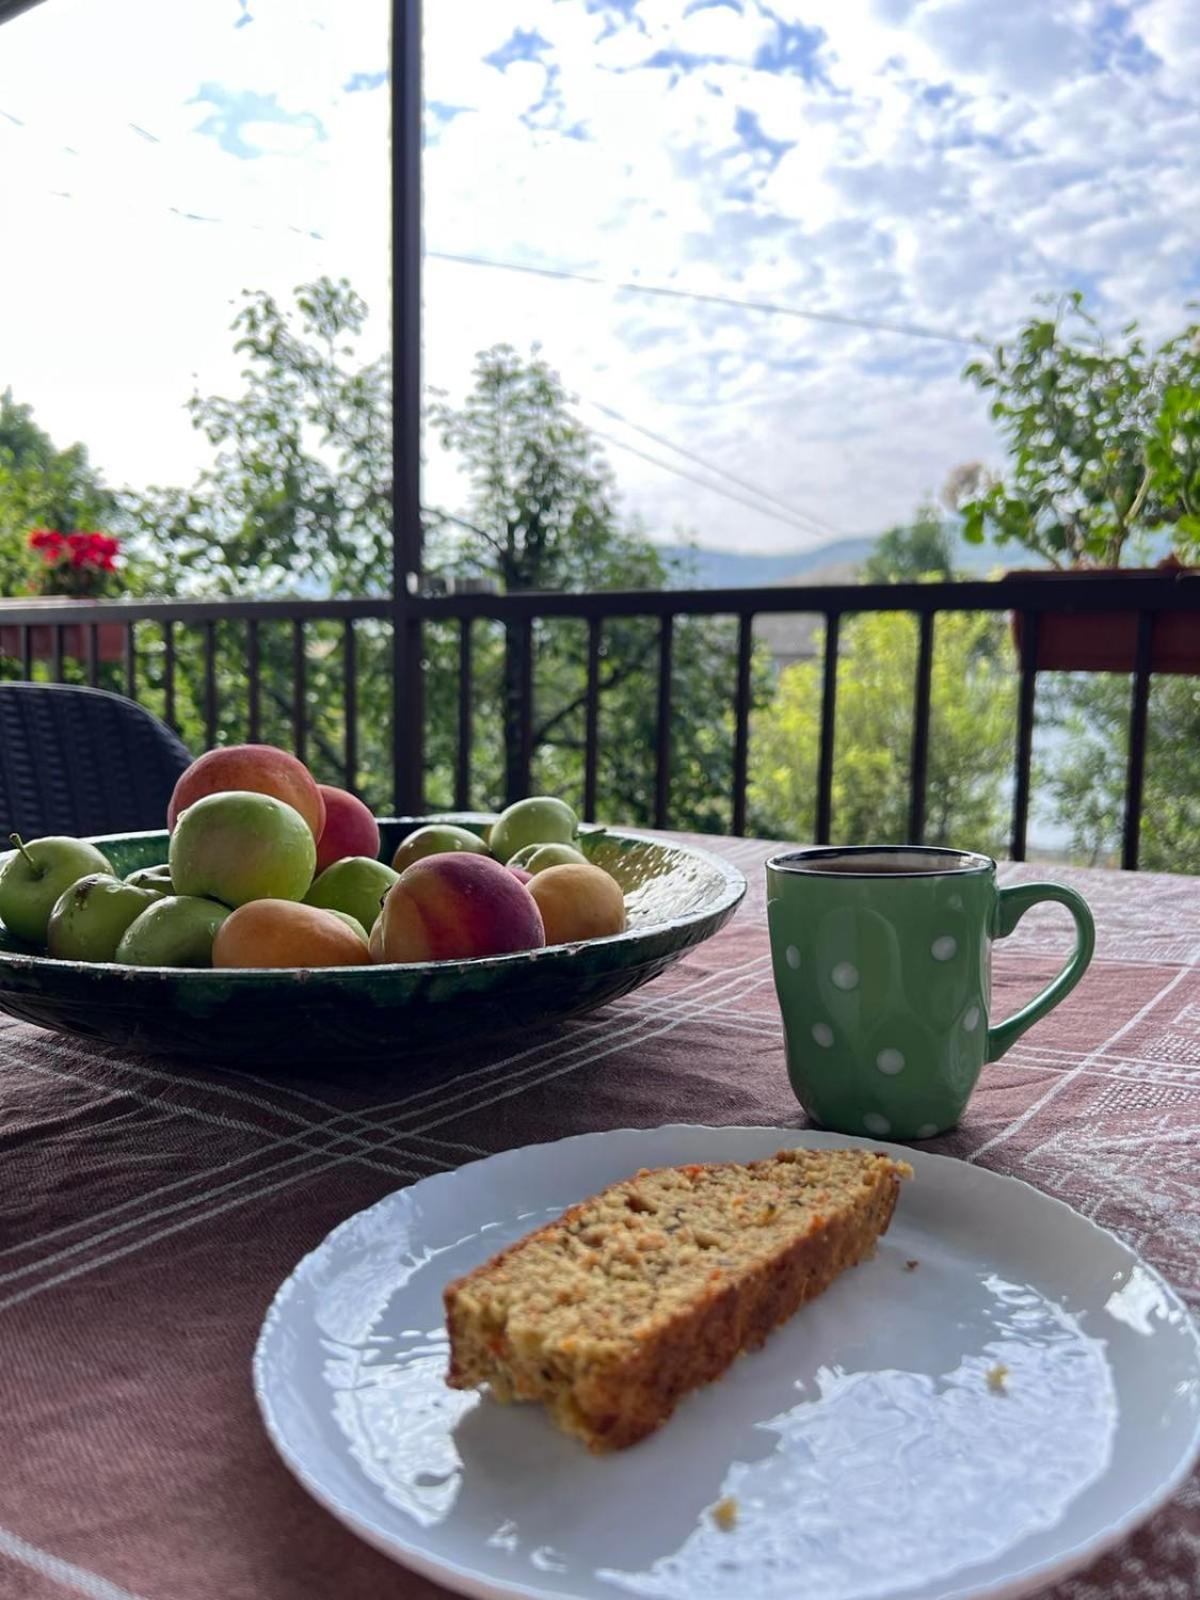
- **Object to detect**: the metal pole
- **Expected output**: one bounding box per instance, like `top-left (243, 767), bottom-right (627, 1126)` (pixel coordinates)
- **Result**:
top-left (391, 0), bottom-right (425, 812)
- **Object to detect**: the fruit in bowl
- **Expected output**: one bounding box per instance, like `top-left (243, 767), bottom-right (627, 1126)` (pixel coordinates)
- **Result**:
top-left (488, 796), bottom-right (578, 866)
top-left (0, 835), bottom-right (114, 945)
top-left (47, 873), bottom-right (160, 962)
top-left (506, 841), bottom-right (589, 874)
top-left (391, 823), bottom-right (489, 873)
top-left (304, 856), bottom-right (399, 932)
top-left (124, 864), bottom-right (174, 898)
top-left (529, 863), bottom-right (627, 946)
top-left (115, 895), bottom-right (231, 967)
top-left (376, 853), bottom-right (546, 963)
top-left (314, 785), bottom-right (381, 875)
top-left (0, 722), bottom-right (635, 975)
top-left (168, 744), bottom-right (326, 840)
top-left (213, 900), bottom-right (370, 968)
top-left (170, 791), bottom-right (316, 908)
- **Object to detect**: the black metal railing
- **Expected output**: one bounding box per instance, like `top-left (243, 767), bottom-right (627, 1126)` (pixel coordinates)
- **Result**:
top-left (0, 571), bottom-right (1197, 869)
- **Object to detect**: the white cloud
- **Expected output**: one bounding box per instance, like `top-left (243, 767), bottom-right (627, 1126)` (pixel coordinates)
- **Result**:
top-left (1, 0), bottom-right (1198, 560)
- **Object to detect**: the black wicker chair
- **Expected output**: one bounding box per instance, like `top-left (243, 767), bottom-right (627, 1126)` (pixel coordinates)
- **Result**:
top-left (0, 683), bottom-right (192, 839)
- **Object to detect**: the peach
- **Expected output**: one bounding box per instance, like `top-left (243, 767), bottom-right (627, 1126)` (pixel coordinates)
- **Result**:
top-left (168, 745), bottom-right (325, 840)
top-left (211, 898), bottom-right (369, 968)
top-left (507, 865), bottom-right (533, 884)
top-left (314, 785), bottom-right (381, 874)
top-left (528, 863), bottom-right (626, 947)
top-left (378, 853), bottom-right (545, 963)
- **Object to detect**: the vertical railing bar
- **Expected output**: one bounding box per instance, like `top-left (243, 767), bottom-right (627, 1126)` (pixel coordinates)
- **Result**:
top-left (86, 623), bottom-right (99, 687)
top-left (123, 623), bottom-right (136, 700)
top-left (163, 621), bottom-right (176, 730)
top-left (203, 620), bottom-right (218, 748)
top-left (908, 611), bottom-right (935, 845)
top-left (1121, 611), bottom-right (1154, 872)
top-left (247, 620), bottom-right (261, 743)
top-left (343, 620), bottom-right (358, 794)
top-left (815, 612), bottom-right (841, 845)
top-left (654, 613), bottom-right (674, 830)
top-left (20, 624), bottom-right (32, 680)
top-left (731, 613), bottom-right (753, 836)
top-left (583, 616), bottom-right (601, 823)
top-left (455, 618), bottom-right (473, 811)
top-left (1010, 610), bottom-right (1039, 863)
top-left (52, 625), bottom-right (64, 684)
top-left (516, 618), bottom-right (534, 800)
top-left (292, 619), bottom-right (307, 766)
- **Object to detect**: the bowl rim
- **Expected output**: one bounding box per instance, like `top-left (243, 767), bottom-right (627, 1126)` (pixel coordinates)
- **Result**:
top-left (0, 816), bottom-right (747, 983)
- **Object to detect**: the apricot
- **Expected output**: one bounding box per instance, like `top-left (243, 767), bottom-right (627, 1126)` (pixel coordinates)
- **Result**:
top-left (211, 898), bottom-right (370, 968)
top-left (168, 745), bottom-right (325, 840)
top-left (528, 863), bottom-right (626, 947)
top-left (377, 852), bottom-right (545, 963)
top-left (314, 785), bottom-right (381, 874)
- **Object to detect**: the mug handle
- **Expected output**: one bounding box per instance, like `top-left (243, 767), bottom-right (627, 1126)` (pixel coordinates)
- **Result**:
top-left (987, 884), bottom-right (1095, 1063)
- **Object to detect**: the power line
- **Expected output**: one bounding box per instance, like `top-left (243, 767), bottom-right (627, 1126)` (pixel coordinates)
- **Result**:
top-left (587, 426), bottom-right (837, 541)
top-left (427, 249), bottom-right (986, 348)
top-left (579, 395), bottom-right (842, 539)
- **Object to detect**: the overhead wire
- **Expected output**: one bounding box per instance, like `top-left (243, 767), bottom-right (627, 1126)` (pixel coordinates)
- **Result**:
top-left (427, 249), bottom-right (987, 348)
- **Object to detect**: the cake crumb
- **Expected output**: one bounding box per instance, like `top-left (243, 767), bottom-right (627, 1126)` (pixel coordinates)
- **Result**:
top-left (711, 1496), bottom-right (739, 1531)
top-left (904, 1259), bottom-right (919, 1271)
top-left (986, 1362), bottom-right (1010, 1392)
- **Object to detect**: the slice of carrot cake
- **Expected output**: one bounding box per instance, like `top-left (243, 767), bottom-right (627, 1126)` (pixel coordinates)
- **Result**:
top-left (444, 1146), bottom-right (910, 1451)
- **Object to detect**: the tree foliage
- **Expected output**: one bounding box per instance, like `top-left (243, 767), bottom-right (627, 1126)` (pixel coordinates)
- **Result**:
top-left (861, 500), bottom-right (959, 583)
top-left (0, 390), bottom-right (116, 594)
top-left (1039, 673), bottom-right (1200, 873)
top-left (748, 609), bottom-right (1015, 852)
top-left (953, 293), bottom-right (1200, 567)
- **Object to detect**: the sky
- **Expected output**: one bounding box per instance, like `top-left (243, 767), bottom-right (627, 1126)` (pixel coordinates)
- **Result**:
top-left (1, 0), bottom-right (1198, 557)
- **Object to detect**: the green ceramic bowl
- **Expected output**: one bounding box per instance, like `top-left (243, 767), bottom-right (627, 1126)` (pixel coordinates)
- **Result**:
top-left (0, 816), bottom-right (745, 1067)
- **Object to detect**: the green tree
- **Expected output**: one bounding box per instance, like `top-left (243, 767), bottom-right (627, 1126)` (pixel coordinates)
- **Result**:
top-left (0, 390), bottom-right (116, 594)
top-left (113, 292), bottom-right (768, 829)
top-left (953, 294), bottom-right (1200, 567)
top-left (128, 279), bottom-right (391, 597)
top-left (748, 610), bottom-right (1015, 850)
top-left (424, 344), bottom-right (773, 826)
top-left (862, 500), bottom-right (958, 583)
top-left (1040, 674), bottom-right (1200, 872)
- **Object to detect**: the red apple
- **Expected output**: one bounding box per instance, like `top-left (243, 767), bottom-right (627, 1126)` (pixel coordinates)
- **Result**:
top-left (313, 785), bottom-right (381, 874)
top-left (168, 745), bottom-right (325, 841)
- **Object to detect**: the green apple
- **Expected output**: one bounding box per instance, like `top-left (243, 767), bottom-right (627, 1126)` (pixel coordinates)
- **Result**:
top-left (391, 823), bottom-right (488, 873)
top-left (304, 856), bottom-right (398, 932)
top-left (169, 790), bottom-right (316, 907)
top-left (326, 909), bottom-right (369, 945)
top-left (0, 834), bottom-right (114, 946)
top-left (124, 864), bottom-right (174, 898)
top-left (487, 796), bottom-right (578, 865)
top-left (47, 874), bottom-right (160, 962)
top-left (506, 841), bottom-right (589, 873)
top-left (115, 896), bottom-right (231, 967)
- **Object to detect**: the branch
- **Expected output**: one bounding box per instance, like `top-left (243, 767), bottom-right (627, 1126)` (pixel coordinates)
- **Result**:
top-left (531, 634), bottom-right (659, 747)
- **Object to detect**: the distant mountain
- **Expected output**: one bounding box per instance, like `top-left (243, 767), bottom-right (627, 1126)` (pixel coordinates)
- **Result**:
top-left (657, 538), bottom-right (875, 589)
top-left (656, 534), bottom-right (1008, 588)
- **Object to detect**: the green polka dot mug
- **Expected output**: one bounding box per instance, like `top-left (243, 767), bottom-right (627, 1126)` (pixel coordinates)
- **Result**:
top-left (766, 846), bottom-right (1095, 1141)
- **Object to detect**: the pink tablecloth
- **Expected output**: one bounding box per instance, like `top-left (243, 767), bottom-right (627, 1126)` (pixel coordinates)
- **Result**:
top-left (1, 835), bottom-right (1198, 1599)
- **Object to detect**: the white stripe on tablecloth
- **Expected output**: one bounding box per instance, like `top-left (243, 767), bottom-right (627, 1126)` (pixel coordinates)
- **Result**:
top-left (371, 955), bottom-right (774, 1129)
top-left (401, 975), bottom-right (780, 1140)
top-left (0, 946), bottom-right (768, 1269)
top-left (0, 960), bottom-right (776, 1314)
top-left (968, 950), bottom-right (1200, 1163)
top-left (0, 1527), bottom-right (147, 1600)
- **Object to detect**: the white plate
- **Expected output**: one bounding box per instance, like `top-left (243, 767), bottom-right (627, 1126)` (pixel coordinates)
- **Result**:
top-left (254, 1126), bottom-right (1200, 1600)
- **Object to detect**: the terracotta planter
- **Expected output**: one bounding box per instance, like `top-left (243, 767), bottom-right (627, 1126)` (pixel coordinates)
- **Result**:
top-left (0, 600), bottom-right (125, 666)
top-left (1009, 566), bottom-right (1200, 674)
